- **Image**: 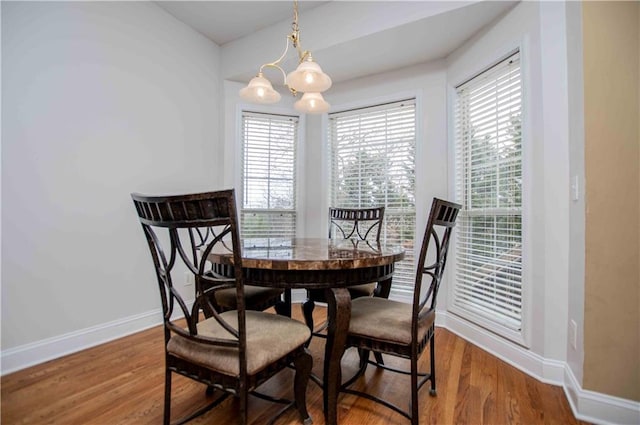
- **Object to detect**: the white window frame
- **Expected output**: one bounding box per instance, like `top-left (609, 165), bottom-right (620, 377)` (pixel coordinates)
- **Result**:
top-left (239, 109), bottom-right (301, 242)
top-left (327, 98), bottom-right (417, 300)
top-left (448, 49), bottom-right (531, 346)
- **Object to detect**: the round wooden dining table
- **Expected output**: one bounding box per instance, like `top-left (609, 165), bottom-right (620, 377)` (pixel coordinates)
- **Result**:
top-left (208, 237), bottom-right (405, 425)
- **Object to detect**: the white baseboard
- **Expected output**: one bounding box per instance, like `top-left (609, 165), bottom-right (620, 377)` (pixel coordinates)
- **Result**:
top-left (1, 309), bottom-right (164, 376)
top-left (439, 310), bottom-right (566, 385)
top-left (291, 288), bottom-right (307, 304)
top-left (0, 291), bottom-right (311, 376)
top-left (440, 310), bottom-right (640, 425)
top-left (564, 366), bottom-right (640, 425)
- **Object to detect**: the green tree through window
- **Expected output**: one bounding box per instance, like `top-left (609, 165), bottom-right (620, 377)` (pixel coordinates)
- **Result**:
top-left (329, 99), bottom-right (417, 296)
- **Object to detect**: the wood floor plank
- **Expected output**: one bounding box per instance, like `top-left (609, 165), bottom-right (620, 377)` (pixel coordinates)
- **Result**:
top-left (1, 305), bottom-right (589, 425)
top-left (473, 339), bottom-right (499, 425)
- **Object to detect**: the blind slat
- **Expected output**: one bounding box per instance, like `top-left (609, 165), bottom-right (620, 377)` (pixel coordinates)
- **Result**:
top-left (329, 100), bottom-right (416, 293)
top-left (241, 112), bottom-right (298, 238)
top-left (453, 51), bottom-right (524, 335)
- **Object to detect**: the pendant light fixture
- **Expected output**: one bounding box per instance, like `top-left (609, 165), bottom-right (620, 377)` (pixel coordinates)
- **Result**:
top-left (239, 0), bottom-right (331, 114)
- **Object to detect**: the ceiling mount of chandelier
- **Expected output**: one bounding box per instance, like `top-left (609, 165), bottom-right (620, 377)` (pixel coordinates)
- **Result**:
top-left (239, 0), bottom-right (331, 114)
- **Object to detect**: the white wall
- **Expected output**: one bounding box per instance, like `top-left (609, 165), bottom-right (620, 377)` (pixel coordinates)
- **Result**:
top-left (446, 0), bottom-right (570, 371)
top-left (1, 1), bottom-right (221, 372)
top-left (538, 0), bottom-right (572, 364)
top-left (304, 61), bottom-right (449, 251)
top-left (564, 0), bottom-right (586, 388)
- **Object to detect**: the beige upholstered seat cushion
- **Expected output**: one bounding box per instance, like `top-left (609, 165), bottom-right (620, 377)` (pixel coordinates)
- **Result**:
top-left (347, 282), bottom-right (376, 298)
top-left (215, 285), bottom-right (283, 309)
top-left (167, 311), bottom-right (310, 376)
top-left (349, 297), bottom-right (435, 345)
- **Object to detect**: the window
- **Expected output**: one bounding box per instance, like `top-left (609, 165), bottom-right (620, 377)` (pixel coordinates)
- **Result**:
top-left (451, 52), bottom-right (524, 341)
top-left (241, 111), bottom-right (298, 240)
top-left (328, 99), bottom-right (416, 297)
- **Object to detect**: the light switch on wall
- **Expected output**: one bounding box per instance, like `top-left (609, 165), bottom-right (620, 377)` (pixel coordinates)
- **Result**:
top-left (571, 175), bottom-right (579, 201)
top-left (570, 319), bottom-right (578, 350)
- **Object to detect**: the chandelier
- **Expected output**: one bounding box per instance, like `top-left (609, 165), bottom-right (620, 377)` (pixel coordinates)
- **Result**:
top-left (239, 0), bottom-right (331, 114)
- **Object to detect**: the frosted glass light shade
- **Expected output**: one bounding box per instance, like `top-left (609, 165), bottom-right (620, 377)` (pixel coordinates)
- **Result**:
top-left (294, 92), bottom-right (330, 114)
top-left (239, 74), bottom-right (281, 104)
top-left (286, 60), bottom-right (332, 93)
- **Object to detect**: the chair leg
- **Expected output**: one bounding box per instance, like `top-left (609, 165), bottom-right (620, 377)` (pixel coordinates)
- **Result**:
top-left (164, 368), bottom-right (172, 425)
top-left (274, 289), bottom-right (292, 317)
top-left (302, 298), bottom-right (315, 333)
top-left (359, 346), bottom-right (384, 366)
top-left (429, 332), bottom-right (437, 396)
top-left (373, 351), bottom-right (385, 365)
top-left (410, 354), bottom-right (419, 425)
top-left (357, 348), bottom-right (369, 370)
top-left (293, 349), bottom-right (313, 425)
top-left (239, 386), bottom-right (248, 425)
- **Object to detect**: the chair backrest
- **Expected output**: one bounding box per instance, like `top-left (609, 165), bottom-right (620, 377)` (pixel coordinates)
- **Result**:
top-left (131, 189), bottom-right (247, 359)
top-left (412, 198), bottom-right (461, 325)
top-left (328, 207), bottom-right (384, 241)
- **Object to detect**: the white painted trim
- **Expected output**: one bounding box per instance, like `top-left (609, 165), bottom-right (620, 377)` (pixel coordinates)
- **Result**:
top-left (440, 310), bottom-right (565, 385)
top-left (1, 309), bottom-right (163, 375)
top-left (564, 367), bottom-right (640, 425)
top-left (445, 42), bottom-right (532, 348)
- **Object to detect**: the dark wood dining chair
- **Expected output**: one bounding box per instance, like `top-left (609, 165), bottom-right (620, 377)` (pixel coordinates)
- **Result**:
top-left (302, 206), bottom-right (386, 336)
top-left (192, 226), bottom-right (284, 316)
top-left (339, 198), bottom-right (461, 425)
top-left (131, 189), bottom-right (312, 425)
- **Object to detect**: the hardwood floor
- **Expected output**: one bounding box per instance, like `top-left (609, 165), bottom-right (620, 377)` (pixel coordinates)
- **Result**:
top-left (1, 305), bottom-right (588, 425)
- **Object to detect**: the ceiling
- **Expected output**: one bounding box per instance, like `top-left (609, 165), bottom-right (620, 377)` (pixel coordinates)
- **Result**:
top-left (155, 1), bottom-right (518, 84)
top-left (155, 1), bottom-right (329, 46)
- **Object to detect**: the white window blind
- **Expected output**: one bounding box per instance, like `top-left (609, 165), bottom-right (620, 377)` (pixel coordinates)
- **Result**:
top-left (328, 99), bottom-right (416, 296)
top-left (241, 111), bottom-right (298, 240)
top-left (452, 52), bottom-right (524, 337)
